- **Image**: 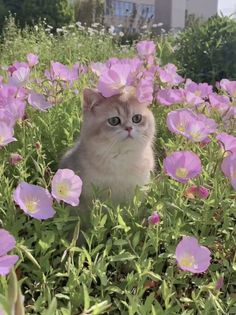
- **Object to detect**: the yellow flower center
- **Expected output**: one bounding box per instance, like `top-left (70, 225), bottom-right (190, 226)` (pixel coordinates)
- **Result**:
top-left (176, 124), bottom-right (186, 132)
top-left (176, 168), bottom-right (188, 178)
top-left (180, 254), bottom-right (195, 268)
top-left (25, 199), bottom-right (38, 213)
top-left (56, 182), bottom-right (69, 198)
top-left (189, 131), bottom-right (201, 141)
top-left (194, 90), bottom-right (201, 97)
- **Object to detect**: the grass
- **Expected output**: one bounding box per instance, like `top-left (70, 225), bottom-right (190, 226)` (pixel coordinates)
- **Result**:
top-left (0, 18), bottom-right (236, 315)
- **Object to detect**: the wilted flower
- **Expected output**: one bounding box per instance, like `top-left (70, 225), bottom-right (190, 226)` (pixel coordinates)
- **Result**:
top-left (51, 169), bottom-right (82, 206)
top-left (27, 53), bottom-right (39, 67)
top-left (0, 122), bottom-right (17, 146)
top-left (215, 276), bottom-right (224, 290)
top-left (148, 211), bottom-right (160, 225)
top-left (221, 153), bottom-right (236, 189)
top-left (176, 236), bottom-right (211, 273)
top-left (164, 151), bottom-right (202, 183)
top-left (216, 133), bottom-right (236, 155)
top-left (136, 40), bottom-right (156, 58)
top-left (185, 185), bottom-right (209, 199)
top-left (13, 182), bottom-right (56, 220)
top-left (10, 153), bottom-right (23, 166)
top-left (0, 229), bottom-right (19, 276)
top-left (35, 141), bottom-right (42, 151)
top-left (28, 92), bottom-right (52, 111)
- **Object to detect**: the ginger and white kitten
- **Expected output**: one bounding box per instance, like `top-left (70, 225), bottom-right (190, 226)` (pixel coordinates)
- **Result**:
top-left (60, 88), bottom-right (155, 205)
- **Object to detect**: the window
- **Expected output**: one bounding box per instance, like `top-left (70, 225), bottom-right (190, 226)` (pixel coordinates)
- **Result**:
top-left (140, 4), bottom-right (155, 19)
top-left (108, 0), bottom-right (134, 17)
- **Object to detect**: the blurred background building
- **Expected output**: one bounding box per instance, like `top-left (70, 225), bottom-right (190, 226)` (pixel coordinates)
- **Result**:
top-left (103, 0), bottom-right (236, 32)
top-left (104, 0), bottom-right (155, 33)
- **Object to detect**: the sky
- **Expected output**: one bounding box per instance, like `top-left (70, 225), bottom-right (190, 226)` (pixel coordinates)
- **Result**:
top-left (218, 0), bottom-right (236, 16)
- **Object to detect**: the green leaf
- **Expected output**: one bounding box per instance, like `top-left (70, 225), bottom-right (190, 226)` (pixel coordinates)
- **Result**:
top-left (42, 298), bottom-right (57, 315)
top-left (83, 283), bottom-right (90, 311)
top-left (110, 252), bottom-right (136, 262)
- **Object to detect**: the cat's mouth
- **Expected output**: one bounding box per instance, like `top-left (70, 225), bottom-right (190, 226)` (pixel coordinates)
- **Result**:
top-left (125, 134), bottom-right (134, 140)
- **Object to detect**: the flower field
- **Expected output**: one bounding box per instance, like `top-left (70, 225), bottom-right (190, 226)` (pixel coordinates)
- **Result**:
top-left (0, 21), bottom-right (236, 314)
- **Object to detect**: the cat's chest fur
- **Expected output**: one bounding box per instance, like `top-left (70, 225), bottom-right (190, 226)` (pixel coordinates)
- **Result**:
top-left (78, 142), bottom-right (154, 203)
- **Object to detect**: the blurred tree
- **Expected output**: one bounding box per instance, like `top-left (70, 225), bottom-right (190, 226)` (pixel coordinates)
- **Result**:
top-left (1, 0), bottom-right (74, 29)
top-left (74, 0), bottom-right (104, 25)
top-left (0, 0), bottom-right (8, 30)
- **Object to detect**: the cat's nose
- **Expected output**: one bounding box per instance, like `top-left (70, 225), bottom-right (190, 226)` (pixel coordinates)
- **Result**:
top-left (125, 126), bottom-right (133, 132)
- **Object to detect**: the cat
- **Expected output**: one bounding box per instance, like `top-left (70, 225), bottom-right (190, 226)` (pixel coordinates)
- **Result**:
top-left (60, 88), bottom-right (156, 206)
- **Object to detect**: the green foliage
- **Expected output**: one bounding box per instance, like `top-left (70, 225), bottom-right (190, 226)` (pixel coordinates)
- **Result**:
top-left (0, 0), bottom-right (8, 30)
top-left (74, 0), bottom-right (104, 25)
top-left (175, 16), bottom-right (236, 83)
top-left (1, 0), bottom-right (74, 29)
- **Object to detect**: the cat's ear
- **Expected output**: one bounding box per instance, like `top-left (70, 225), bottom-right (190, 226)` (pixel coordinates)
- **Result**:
top-left (83, 88), bottom-right (104, 111)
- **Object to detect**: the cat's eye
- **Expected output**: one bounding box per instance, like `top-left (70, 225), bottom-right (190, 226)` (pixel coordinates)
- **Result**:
top-left (132, 114), bottom-right (142, 124)
top-left (108, 116), bottom-right (121, 126)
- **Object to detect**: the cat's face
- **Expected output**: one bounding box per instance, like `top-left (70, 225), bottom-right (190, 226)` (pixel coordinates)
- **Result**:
top-left (81, 89), bottom-right (155, 148)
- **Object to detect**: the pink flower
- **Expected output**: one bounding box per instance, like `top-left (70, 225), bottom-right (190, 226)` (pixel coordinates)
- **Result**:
top-left (27, 53), bottom-right (39, 67)
top-left (185, 91), bottom-right (204, 106)
top-left (185, 79), bottom-right (213, 98)
top-left (9, 66), bottom-right (30, 87)
top-left (0, 85), bottom-right (26, 122)
top-left (156, 88), bottom-right (184, 106)
top-left (209, 93), bottom-right (230, 114)
top-left (167, 109), bottom-right (217, 142)
top-left (90, 62), bottom-right (108, 76)
top-left (197, 114), bottom-right (217, 133)
top-left (10, 153), bottom-right (23, 165)
top-left (221, 153), bottom-right (236, 189)
top-left (7, 99), bottom-right (26, 123)
top-left (148, 211), bottom-right (160, 225)
top-left (158, 64), bottom-right (184, 86)
top-left (51, 169), bottom-right (82, 206)
top-left (0, 229), bottom-right (19, 276)
top-left (176, 236), bottom-right (211, 273)
top-left (136, 40), bottom-right (156, 58)
top-left (216, 133), bottom-right (236, 155)
top-left (13, 182), bottom-right (56, 220)
top-left (220, 79), bottom-right (236, 97)
top-left (7, 61), bottom-right (28, 74)
top-left (97, 63), bottom-right (133, 97)
top-left (0, 108), bottom-right (15, 127)
top-left (136, 75), bottom-right (154, 104)
top-left (185, 185), bottom-right (209, 199)
top-left (45, 61), bottom-right (78, 83)
top-left (164, 151), bottom-right (202, 183)
top-left (28, 92), bottom-right (52, 111)
top-left (0, 122), bottom-right (17, 146)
